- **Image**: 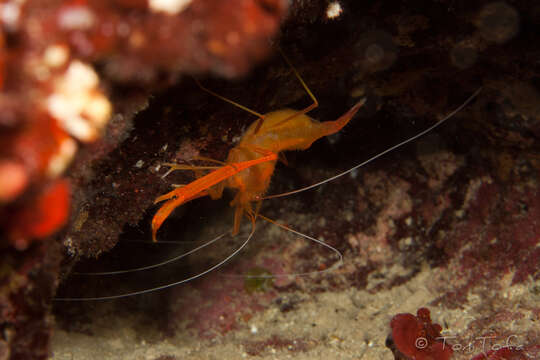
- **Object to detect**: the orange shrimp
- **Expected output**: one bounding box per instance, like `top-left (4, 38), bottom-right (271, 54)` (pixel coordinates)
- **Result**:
top-left (152, 55), bottom-right (366, 242)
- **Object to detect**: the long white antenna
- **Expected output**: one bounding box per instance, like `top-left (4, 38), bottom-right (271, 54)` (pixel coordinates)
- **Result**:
top-left (222, 213), bottom-right (343, 279)
top-left (263, 88), bottom-right (481, 200)
top-left (73, 233), bottom-right (227, 276)
top-left (54, 230), bottom-right (254, 301)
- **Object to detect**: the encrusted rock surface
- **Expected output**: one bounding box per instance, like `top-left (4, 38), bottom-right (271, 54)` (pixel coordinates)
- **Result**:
top-left (1, 0), bottom-right (539, 359)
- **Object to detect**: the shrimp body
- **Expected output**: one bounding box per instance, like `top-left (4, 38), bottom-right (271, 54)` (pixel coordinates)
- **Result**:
top-left (225, 103), bottom-right (365, 234)
top-left (152, 101), bottom-right (365, 240)
top-left (151, 49), bottom-right (365, 241)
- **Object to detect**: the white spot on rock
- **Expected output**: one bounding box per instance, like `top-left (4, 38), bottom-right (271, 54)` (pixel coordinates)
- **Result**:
top-left (43, 44), bottom-right (70, 68)
top-left (58, 5), bottom-right (96, 30)
top-left (148, 0), bottom-right (192, 15)
top-left (326, 1), bottom-right (343, 19)
top-left (47, 137), bottom-right (77, 178)
top-left (0, 0), bottom-right (24, 30)
top-left (47, 60), bottom-right (112, 142)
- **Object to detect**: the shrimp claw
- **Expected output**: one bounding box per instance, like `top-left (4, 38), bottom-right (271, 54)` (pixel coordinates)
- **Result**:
top-left (152, 152), bottom-right (278, 242)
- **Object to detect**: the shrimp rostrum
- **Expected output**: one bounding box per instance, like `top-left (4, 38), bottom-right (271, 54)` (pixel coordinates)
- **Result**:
top-left (152, 56), bottom-right (366, 241)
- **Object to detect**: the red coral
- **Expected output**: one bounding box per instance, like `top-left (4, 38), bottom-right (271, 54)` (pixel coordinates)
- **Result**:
top-left (390, 308), bottom-right (453, 360)
top-left (0, 0), bottom-right (287, 250)
top-left (7, 179), bottom-right (71, 250)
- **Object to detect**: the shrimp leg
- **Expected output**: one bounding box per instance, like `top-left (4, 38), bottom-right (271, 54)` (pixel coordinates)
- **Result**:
top-left (152, 151), bottom-right (278, 241)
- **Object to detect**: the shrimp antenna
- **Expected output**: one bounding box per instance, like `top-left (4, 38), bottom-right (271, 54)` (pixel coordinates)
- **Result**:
top-left (221, 212), bottom-right (343, 280)
top-left (277, 47), bottom-right (319, 110)
top-left (54, 230), bottom-right (254, 301)
top-left (71, 232), bottom-right (227, 276)
top-left (193, 78), bottom-right (265, 120)
top-left (263, 87), bottom-right (482, 200)
top-left (267, 47), bottom-right (320, 130)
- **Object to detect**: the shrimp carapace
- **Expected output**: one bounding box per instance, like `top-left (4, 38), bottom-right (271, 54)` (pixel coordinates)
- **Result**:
top-left (151, 54), bottom-right (366, 241)
top-left (152, 100), bottom-right (364, 241)
top-left (224, 100), bottom-right (365, 235)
